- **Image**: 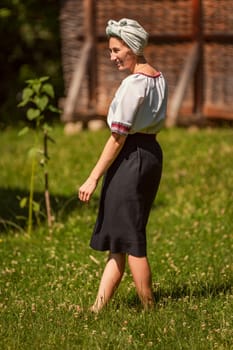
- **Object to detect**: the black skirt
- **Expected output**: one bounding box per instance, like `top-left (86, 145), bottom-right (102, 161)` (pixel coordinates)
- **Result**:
top-left (90, 133), bottom-right (163, 257)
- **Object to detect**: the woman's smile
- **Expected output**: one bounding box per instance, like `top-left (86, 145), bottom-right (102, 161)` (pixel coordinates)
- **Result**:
top-left (109, 37), bottom-right (137, 73)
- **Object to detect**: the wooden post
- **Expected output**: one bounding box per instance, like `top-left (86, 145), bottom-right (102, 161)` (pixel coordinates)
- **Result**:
top-left (62, 0), bottom-right (96, 122)
top-left (85, 0), bottom-right (97, 111)
top-left (192, 0), bottom-right (204, 115)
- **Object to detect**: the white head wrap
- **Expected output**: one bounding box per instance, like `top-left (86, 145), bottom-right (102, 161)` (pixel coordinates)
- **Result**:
top-left (106, 18), bottom-right (149, 56)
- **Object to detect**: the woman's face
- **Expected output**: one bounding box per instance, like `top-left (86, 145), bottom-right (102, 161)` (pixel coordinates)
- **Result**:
top-left (108, 37), bottom-right (137, 72)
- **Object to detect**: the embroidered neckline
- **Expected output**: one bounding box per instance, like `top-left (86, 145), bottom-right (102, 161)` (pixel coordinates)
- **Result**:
top-left (134, 72), bottom-right (161, 78)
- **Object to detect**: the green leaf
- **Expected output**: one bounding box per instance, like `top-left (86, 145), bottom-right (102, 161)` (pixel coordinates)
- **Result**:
top-left (38, 115), bottom-right (44, 123)
top-left (32, 201), bottom-right (40, 213)
top-left (39, 76), bottom-right (49, 83)
top-left (28, 147), bottom-right (39, 158)
top-left (32, 83), bottom-right (41, 94)
top-left (35, 95), bottom-right (49, 111)
top-left (27, 108), bottom-right (40, 120)
top-left (42, 83), bottom-right (54, 98)
top-left (20, 197), bottom-right (28, 208)
top-left (43, 123), bottom-right (53, 133)
top-left (48, 105), bottom-right (61, 114)
top-left (18, 126), bottom-right (29, 136)
top-left (26, 79), bottom-right (36, 84)
top-left (22, 87), bottom-right (34, 101)
top-left (17, 100), bottom-right (28, 108)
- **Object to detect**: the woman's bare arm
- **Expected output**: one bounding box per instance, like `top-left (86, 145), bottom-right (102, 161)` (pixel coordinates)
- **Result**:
top-left (78, 132), bottom-right (127, 202)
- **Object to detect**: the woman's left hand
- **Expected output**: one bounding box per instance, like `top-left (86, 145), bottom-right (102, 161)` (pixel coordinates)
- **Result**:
top-left (78, 177), bottom-right (98, 202)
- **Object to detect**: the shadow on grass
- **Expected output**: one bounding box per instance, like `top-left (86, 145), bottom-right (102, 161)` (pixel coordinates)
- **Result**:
top-left (0, 187), bottom-right (100, 234)
top-left (125, 281), bottom-right (232, 309)
top-left (0, 186), bottom-right (166, 234)
top-left (153, 281), bottom-right (232, 302)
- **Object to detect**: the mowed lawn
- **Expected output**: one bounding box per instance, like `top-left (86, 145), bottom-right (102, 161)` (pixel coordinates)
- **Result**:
top-left (0, 124), bottom-right (232, 349)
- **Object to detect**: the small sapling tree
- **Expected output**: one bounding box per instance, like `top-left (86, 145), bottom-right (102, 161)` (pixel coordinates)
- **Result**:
top-left (18, 76), bottom-right (60, 234)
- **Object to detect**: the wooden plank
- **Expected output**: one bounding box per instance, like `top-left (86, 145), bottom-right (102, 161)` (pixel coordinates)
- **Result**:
top-left (166, 42), bottom-right (200, 127)
top-left (203, 105), bottom-right (233, 120)
top-left (61, 40), bottom-right (92, 122)
top-left (85, 0), bottom-right (97, 110)
top-left (193, 0), bottom-right (204, 114)
top-left (204, 33), bottom-right (233, 42)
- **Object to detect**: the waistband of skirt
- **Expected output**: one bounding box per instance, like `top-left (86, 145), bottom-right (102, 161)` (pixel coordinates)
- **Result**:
top-left (128, 132), bottom-right (157, 140)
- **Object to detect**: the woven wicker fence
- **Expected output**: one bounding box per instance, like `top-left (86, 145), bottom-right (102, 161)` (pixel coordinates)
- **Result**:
top-left (203, 0), bottom-right (233, 35)
top-left (60, 0), bottom-right (233, 122)
top-left (202, 0), bottom-right (233, 118)
top-left (96, 0), bottom-right (193, 36)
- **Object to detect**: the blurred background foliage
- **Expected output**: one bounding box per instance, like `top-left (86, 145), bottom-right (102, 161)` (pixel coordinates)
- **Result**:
top-left (0, 0), bottom-right (64, 128)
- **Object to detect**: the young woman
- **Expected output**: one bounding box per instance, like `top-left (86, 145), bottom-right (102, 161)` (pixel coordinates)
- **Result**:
top-left (79, 18), bottom-right (167, 312)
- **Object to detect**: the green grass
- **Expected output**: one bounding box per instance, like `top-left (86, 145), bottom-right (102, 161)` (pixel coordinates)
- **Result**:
top-left (0, 124), bottom-right (232, 349)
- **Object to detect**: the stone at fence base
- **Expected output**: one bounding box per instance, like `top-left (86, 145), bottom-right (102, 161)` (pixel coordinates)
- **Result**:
top-left (88, 120), bottom-right (106, 131)
top-left (64, 122), bottom-right (83, 135)
top-left (64, 120), bottom-right (106, 134)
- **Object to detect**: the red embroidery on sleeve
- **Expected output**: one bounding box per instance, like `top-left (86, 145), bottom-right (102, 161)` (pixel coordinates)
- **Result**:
top-left (111, 122), bottom-right (130, 135)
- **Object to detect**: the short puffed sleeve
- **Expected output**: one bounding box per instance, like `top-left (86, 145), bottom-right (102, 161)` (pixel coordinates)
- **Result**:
top-left (107, 75), bottom-right (146, 135)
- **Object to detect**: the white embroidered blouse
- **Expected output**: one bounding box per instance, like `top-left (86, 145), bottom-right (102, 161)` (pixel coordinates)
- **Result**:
top-left (107, 72), bottom-right (168, 135)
